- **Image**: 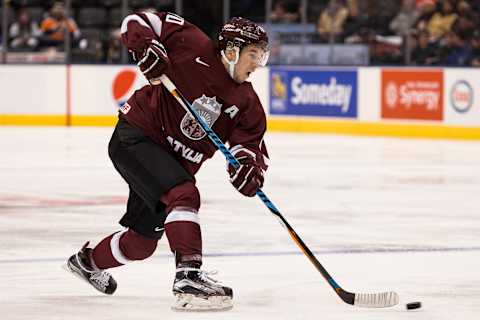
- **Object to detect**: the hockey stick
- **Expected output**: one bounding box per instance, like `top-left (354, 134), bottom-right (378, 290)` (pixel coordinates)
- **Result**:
top-left (160, 74), bottom-right (399, 308)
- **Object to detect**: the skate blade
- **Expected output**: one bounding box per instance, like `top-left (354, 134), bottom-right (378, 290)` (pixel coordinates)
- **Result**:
top-left (172, 293), bottom-right (233, 312)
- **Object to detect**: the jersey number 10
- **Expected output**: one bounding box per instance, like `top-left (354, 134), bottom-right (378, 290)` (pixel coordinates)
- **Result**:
top-left (166, 13), bottom-right (184, 26)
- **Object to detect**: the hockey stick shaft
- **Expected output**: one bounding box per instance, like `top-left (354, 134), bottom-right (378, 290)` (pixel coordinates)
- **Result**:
top-left (160, 74), bottom-right (397, 308)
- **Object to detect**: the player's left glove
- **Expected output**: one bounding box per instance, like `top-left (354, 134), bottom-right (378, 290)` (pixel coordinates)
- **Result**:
top-left (227, 146), bottom-right (265, 197)
top-left (137, 39), bottom-right (170, 85)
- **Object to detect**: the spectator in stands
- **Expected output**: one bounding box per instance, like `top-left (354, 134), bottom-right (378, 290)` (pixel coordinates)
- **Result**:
top-left (9, 8), bottom-right (41, 51)
top-left (436, 29), bottom-right (472, 65)
top-left (342, 0), bottom-right (365, 38)
top-left (39, 2), bottom-right (81, 49)
top-left (457, 0), bottom-right (474, 18)
top-left (416, 0), bottom-right (437, 10)
top-left (470, 0), bottom-right (480, 15)
top-left (345, 0), bottom-right (359, 19)
top-left (375, 0), bottom-right (401, 35)
top-left (107, 29), bottom-right (122, 64)
top-left (415, 1), bottom-right (438, 33)
top-left (270, 0), bottom-right (301, 23)
top-left (344, 0), bottom-right (379, 24)
top-left (343, 0), bottom-right (378, 42)
top-left (390, 0), bottom-right (420, 37)
top-left (469, 31), bottom-right (480, 67)
top-left (344, 1), bottom-right (374, 41)
top-left (345, 0), bottom-right (399, 36)
top-left (316, 0), bottom-right (349, 42)
top-left (411, 30), bottom-right (439, 64)
top-left (453, 1), bottom-right (476, 40)
top-left (426, 0), bottom-right (457, 41)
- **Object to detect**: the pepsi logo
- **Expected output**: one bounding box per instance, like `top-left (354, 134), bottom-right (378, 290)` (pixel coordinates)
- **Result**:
top-left (112, 69), bottom-right (137, 107)
top-left (450, 80), bottom-right (473, 113)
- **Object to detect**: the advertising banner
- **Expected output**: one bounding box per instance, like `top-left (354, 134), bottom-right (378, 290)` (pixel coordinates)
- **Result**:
top-left (444, 69), bottom-right (480, 126)
top-left (381, 69), bottom-right (443, 121)
top-left (71, 66), bottom-right (147, 115)
top-left (0, 65), bottom-right (65, 114)
top-left (270, 68), bottom-right (358, 118)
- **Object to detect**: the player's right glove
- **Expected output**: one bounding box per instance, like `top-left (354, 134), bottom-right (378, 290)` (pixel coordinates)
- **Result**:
top-left (137, 39), bottom-right (170, 85)
top-left (227, 146), bottom-right (265, 197)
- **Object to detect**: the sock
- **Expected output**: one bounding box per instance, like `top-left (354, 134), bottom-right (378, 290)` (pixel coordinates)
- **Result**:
top-left (91, 229), bottom-right (158, 269)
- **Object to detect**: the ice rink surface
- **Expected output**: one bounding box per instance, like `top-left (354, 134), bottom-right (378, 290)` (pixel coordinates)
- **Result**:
top-left (1, 126), bottom-right (479, 320)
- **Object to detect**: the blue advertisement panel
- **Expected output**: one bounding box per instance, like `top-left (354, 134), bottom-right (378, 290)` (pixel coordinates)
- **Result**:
top-left (270, 67), bottom-right (358, 118)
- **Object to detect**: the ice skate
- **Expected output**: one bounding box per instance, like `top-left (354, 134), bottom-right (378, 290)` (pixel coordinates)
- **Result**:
top-left (172, 267), bottom-right (233, 312)
top-left (64, 242), bottom-right (117, 295)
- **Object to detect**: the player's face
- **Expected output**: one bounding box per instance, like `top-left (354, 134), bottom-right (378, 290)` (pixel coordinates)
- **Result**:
top-left (233, 45), bottom-right (266, 83)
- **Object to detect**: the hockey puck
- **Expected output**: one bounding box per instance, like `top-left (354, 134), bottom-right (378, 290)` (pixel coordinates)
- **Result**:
top-left (406, 302), bottom-right (422, 310)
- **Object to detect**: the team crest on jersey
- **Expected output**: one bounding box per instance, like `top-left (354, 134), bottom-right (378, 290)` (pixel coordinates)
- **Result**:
top-left (180, 94), bottom-right (222, 140)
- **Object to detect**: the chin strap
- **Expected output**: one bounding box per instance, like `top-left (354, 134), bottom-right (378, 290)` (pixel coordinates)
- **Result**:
top-left (221, 47), bottom-right (240, 79)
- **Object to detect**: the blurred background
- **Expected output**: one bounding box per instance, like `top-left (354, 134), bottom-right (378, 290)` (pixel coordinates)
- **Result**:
top-left (1, 0), bottom-right (480, 66)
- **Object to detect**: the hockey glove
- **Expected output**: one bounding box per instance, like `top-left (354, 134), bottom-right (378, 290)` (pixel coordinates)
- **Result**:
top-left (137, 39), bottom-right (169, 85)
top-left (227, 146), bottom-right (265, 197)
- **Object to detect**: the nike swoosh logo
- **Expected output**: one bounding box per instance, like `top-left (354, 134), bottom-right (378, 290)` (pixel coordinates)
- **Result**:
top-left (154, 227), bottom-right (164, 232)
top-left (195, 57), bottom-right (210, 67)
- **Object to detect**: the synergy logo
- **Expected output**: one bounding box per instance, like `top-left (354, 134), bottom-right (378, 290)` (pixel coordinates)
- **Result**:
top-left (384, 80), bottom-right (440, 111)
top-left (112, 69), bottom-right (137, 108)
top-left (381, 70), bottom-right (443, 121)
top-left (450, 80), bottom-right (473, 113)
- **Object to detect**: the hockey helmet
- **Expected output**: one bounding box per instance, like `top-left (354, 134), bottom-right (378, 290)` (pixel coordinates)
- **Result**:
top-left (218, 17), bottom-right (269, 66)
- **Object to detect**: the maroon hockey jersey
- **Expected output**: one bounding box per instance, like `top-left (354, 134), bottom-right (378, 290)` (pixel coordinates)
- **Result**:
top-left (120, 12), bottom-right (268, 176)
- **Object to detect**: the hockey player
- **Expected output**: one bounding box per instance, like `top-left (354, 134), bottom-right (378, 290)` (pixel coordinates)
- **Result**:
top-left (65, 11), bottom-right (270, 312)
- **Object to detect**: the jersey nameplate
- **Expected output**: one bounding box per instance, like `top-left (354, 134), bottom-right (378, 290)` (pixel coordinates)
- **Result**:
top-left (166, 135), bottom-right (204, 164)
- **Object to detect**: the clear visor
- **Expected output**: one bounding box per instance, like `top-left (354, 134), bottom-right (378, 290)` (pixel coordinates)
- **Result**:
top-left (247, 43), bottom-right (270, 67)
top-left (258, 49), bottom-right (270, 67)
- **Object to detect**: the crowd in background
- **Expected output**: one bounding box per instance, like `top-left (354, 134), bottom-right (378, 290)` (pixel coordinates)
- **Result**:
top-left (270, 0), bottom-right (480, 66)
top-left (1, 0), bottom-right (480, 66)
top-left (0, 0), bottom-right (176, 62)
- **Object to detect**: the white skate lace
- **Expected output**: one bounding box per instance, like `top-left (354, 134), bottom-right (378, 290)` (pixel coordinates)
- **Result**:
top-left (177, 267), bottom-right (221, 285)
top-left (199, 270), bottom-right (219, 284)
top-left (74, 253), bottom-right (110, 290)
top-left (90, 272), bottom-right (110, 289)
